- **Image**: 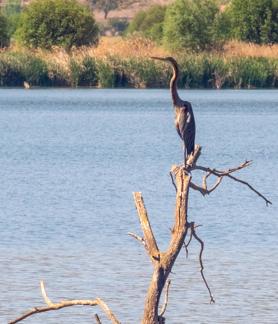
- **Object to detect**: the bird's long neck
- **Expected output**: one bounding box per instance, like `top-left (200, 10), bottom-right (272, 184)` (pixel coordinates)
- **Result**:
top-left (169, 61), bottom-right (181, 105)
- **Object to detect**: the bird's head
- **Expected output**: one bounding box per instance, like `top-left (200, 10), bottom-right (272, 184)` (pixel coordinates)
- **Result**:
top-left (150, 56), bottom-right (178, 66)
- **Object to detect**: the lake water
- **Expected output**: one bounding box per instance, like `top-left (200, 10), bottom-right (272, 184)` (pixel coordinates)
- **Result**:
top-left (0, 89), bottom-right (277, 324)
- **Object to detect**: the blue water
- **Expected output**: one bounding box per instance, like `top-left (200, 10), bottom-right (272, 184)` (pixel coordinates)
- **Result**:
top-left (0, 89), bottom-right (277, 323)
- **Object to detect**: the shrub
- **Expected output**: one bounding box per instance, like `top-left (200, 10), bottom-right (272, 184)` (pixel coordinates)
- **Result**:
top-left (79, 57), bottom-right (98, 86)
top-left (163, 0), bottom-right (224, 51)
top-left (0, 13), bottom-right (9, 48)
top-left (178, 55), bottom-right (206, 88)
top-left (0, 54), bottom-right (23, 86)
top-left (2, 0), bottom-right (21, 39)
top-left (96, 60), bottom-right (115, 88)
top-left (228, 57), bottom-right (273, 88)
top-left (228, 0), bottom-right (278, 44)
top-left (69, 57), bottom-right (98, 87)
top-left (15, 0), bottom-right (99, 50)
top-left (69, 59), bottom-right (81, 87)
top-left (11, 53), bottom-right (50, 86)
top-left (127, 5), bottom-right (166, 43)
top-left (20, 55), bottom-right (49, 86)
top-left (121, 58), bottom-right (168, 88)
top-left (108, 18), bottom-right (129, 34)
top-left (0, 52), bottom-right (49, 86)
top-left (47, 62), bottom-right (70, 87)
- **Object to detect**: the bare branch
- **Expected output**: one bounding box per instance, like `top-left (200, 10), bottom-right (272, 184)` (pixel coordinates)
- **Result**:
top-left (40, 281), bottom-right (52, 306)
top-left (190, 176), bottom-right (223, 196)
top-left (159, 279), bottom-right (171, 317)
top-left (183, 226), bottom-right (193, 258)
top-left (208, 176), bottom-right (223, 193)
top-left (227, 174), bottom-right (272, 206)
top-left (95, 314), bottom-right (102, 324)
top-left (169, 171), bottom-right (177, 192)
top-left (190, 223), bottom-right (215, 304)
top-left (194, 160), bottom-right (252, 176)
top-left (9, 282), bottom-right (121, 324)
top-left (191, 160), bottom-right (271, 204)
top-left (133, 192), bottom-right (160, 261)
top-left (183, 224), bottom-right (203, 258)
top-left (128, 232), bottom-right (146, 247)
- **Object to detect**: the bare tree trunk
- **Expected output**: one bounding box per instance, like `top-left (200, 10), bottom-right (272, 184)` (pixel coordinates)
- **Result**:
top-left (134, 157), bottom-right (192, 324)
top-left (143, 266), bottom-right (166, 324)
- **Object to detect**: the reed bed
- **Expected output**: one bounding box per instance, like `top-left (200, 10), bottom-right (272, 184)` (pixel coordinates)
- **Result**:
top-left (0, 37), bottom-right (277, 88)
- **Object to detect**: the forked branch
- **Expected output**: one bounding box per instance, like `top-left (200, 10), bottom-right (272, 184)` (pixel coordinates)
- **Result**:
top-left (9, 281), bottom-right (120, 324)
top-left (190, 159), bottom-right (271, 205)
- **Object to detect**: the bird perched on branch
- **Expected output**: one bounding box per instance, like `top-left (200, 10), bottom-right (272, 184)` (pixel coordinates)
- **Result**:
top-left (151, 56), bottom-right (196, 167)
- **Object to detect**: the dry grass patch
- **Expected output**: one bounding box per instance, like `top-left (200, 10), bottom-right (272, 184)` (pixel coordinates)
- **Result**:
top-left (223, 41), bottom-right (278, 59)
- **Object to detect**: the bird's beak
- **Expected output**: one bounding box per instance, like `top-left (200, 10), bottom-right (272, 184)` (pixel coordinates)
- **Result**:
top-left (150, 56), bottom-right (166, 61)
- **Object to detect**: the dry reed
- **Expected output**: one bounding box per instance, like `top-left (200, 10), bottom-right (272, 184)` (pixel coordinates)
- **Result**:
top-left (223, 40), bottom-right (278, 59)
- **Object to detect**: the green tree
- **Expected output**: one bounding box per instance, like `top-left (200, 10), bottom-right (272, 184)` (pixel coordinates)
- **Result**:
top-left (127, 5), bottom-right (166, 43)
top-left (0, 13), bottom-right (9, 48)
top-left (2, 0), bottom-right (21, 16)
top-left (16, 0), bottom-right (99, 50)
top-left (2, 0), bottom-right (22, 38)
top-left (229, 0), bottom-right (278, 44)
top-left (90, 0), bottom-right (139, 19)
top-left (163, 0), bottom-right (224, 51)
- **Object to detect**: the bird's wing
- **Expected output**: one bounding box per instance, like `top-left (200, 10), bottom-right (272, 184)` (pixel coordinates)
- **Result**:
top-left (185, 119), bottom-right (195, 155)
top-left (178, 106), bottom-right (195, 155)
top-left (177, 107), bottom-right (189, 140)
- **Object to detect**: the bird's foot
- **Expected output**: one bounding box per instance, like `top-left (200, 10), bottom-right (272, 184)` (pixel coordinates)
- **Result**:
top-left (183, 163), bottom-right (192, 175)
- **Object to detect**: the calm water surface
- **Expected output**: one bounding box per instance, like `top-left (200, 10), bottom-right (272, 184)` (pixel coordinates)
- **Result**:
top-left (0, 89), bottom-right (277, 323)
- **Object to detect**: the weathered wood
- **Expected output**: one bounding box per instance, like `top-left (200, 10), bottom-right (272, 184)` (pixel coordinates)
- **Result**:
top-left (133, 192), bottom-right (160, 261)
top-left (141, 167), bottom-right (191, 324)
top-left (137, 143), bottom-right (271, 324)
top-left (9, 281), bottom-right (120, 324)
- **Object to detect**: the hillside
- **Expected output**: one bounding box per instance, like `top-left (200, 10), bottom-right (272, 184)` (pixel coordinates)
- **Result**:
top-left (93, 0), bottom-right (172, 21)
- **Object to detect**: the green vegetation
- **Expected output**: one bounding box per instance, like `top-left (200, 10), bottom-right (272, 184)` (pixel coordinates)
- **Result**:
top-left (109, 18), bottom-right (129, 34)
top-left (163, 0), bottom-right (225, 51)
top-left (0, 51), bottom-right (277, 88)
top-left (0, 13), bottom-right (9, 48)
top-left (127, 5), bottom-right (166, 43)
top-left (2, 0), bottom-right (22, 38)
top-left (0, 52), bottom-right (50, 86)
top-left (0, 0), bottom-right (277, 88)
top-left (228, 0), bottom-right (278, 44)
top-left (15, 0), bottom-right (99, 50)
top-left (127, 0), bottom-right (278, 49)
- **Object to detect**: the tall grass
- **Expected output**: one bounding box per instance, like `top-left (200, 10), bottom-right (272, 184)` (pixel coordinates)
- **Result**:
top-left (1, 37), bottom-right (277, 88)
top-left (0, 52), bottom-right (49, 86)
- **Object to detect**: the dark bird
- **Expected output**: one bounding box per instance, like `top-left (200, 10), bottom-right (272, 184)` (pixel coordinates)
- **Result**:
top-left (151, 56), bottom-right (196, 166)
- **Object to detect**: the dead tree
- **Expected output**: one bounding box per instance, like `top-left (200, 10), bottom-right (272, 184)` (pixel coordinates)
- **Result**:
top-left (10, 145), bottom-right (271, 324)
top-left (130, 144), bottom-right (271, 324)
